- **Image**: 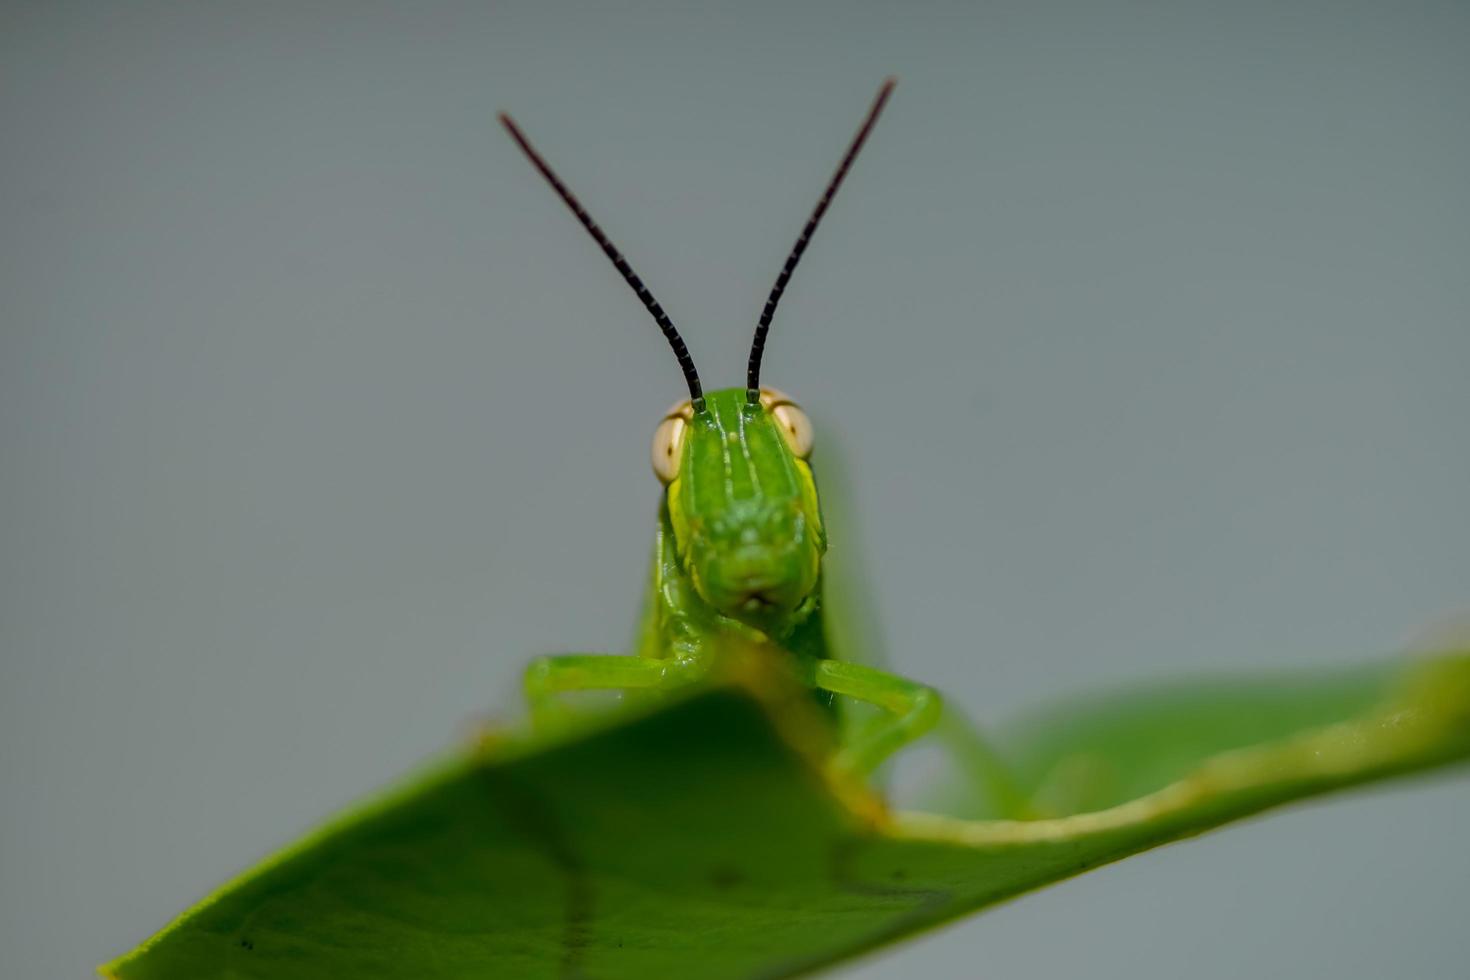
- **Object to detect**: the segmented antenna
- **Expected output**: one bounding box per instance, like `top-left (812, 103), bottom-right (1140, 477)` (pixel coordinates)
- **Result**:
top-left (746, 78), bottom-right (896, 402)
top-left (499, 112), bottom-right (705, 409)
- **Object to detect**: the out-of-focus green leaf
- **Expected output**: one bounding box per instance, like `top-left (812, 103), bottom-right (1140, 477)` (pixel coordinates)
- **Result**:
top-left (104, 652), bottom-right (1470, 980)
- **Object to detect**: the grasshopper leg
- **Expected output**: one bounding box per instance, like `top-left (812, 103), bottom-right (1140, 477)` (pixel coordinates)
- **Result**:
top-left (803, 660), bottom-right (942, 776)
top-left (806, 661), bottom-right (1037, 817)
top-left (523, 654), bottom-right (697, 726)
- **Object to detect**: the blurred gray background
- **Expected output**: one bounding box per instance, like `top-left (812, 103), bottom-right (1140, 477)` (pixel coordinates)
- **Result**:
top-left (3, 1), bottom-right (1468, 977)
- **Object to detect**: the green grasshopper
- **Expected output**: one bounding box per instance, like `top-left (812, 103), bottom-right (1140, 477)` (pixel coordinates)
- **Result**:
top-left (501, 80), bottom-right (1023, 804)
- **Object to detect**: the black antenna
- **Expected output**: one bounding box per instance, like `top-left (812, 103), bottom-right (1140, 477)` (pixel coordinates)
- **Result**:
top-left (746, 78), bottom-right (896, 402)
top-left (499, 112), bottom-right (705, 409)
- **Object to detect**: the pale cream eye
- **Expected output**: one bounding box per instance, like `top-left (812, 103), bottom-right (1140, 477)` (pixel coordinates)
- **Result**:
top-left (651, 401), bottom-right (693, 483)
top-left (771, 403), bottom-right (814, 457)
top-left (758, 387), bottom-right (814, 458)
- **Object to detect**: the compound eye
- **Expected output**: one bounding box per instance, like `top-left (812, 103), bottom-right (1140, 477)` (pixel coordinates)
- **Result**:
top-left (758, 388), bottom-right (813, 458)
top-left (772, 403), bottom-right (814, 458)
top-left (651, 402), bottom-right (693, 483)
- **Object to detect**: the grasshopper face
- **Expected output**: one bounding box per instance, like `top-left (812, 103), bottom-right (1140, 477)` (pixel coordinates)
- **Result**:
top-left (656, 387), bottom-right (825, 633)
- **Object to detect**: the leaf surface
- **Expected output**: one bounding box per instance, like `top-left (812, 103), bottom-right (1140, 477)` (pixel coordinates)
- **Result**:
top-left (104, 652), bottom-right (1470, 980)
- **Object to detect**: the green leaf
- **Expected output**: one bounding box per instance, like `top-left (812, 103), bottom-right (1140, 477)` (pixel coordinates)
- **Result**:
top-left (103, 652), bottom-right (1470, 980)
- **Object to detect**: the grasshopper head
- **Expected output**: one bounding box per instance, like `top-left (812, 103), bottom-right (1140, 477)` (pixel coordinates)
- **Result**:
top-left (654, 387), bottom-right (825, 633)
